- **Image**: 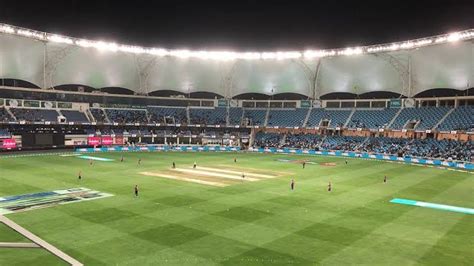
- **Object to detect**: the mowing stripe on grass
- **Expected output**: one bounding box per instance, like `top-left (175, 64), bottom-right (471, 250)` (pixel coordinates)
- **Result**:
top-left (390, 198), bottom-right (474, 215)
top-left (77, 155), bottom-right (114, 161)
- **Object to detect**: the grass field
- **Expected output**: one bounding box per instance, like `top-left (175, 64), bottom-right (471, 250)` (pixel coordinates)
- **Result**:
top-left (0, 151), bottom-right (472, 265)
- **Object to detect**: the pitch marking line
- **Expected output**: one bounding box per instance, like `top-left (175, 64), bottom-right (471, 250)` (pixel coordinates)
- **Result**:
top-left (195, 166), bottom-right (276, 178)
top-left (140, 172), bottom-right (228, 187)
top-left (173, 168), bottom-right (260, 181)
top-left (0, 242), bottom-right (40, 248)
top-left (0, 215), bottom-right (83, 266)
top-left (77, 155), bottom-right (114, 161)
top-left (390, 198), bottom-right (474, 215)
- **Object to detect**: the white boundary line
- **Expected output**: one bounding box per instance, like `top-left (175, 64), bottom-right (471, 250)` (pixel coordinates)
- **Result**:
top-left (0, 215), bottom-right (83, 266)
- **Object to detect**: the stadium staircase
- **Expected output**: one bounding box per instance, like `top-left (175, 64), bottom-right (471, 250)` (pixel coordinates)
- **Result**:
top-left (344, 108), bottom-right (356, 128)
top-left (318, 135), bottom-right (327, 149)
top-left (280, 134), bottom-right (287, 146)
top-left (387, 108), bottom-right (403, 128)
top-left (264, 108), bottom-right (270, 127)
top-left (102, 109), bottom-right (111, 123)
top-left (57, 109), bottom-right (64, 118)
top-left (85, 109), bottom-right (95, 122)
top-left (144, 109), bottom-right (151, 123)
top-left (433, 108), bottom-right (454, 130)
top-left (225, 106), bottom-right (230, 126)
top-left (302, 108), bottom-right (312, 127)
top-left (186, 107), bottom-right (191, 124)
top-left (239, 108), bottom-right (245, 126)
top-left (5, 107), bottom-right (17, 121)
top-left (356, 136), bottom-right (370, 150)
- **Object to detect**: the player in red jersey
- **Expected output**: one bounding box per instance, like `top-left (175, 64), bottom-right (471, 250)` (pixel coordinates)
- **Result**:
top-left (134, 185), bottom-right (139, 197)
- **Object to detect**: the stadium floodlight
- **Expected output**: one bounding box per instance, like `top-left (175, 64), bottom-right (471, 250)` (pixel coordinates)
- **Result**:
top-left (338, 47), bottom-right (363, 56)
top-left (146, 48), bottom-right (169, 56)
top-left (447, 32), bottom-right (461, 42)
top-left (76, 39), bottom-right (94, 48)
top-left (0, 25), bottom-right (15, 33)
top-left (1, 23), bottom-right (474, 60)
top-left (303, 50), bottom-right (336, 58)
top-left (262, 51), bottom-right (301, 60)
top-left (170, 50), bottom-right (192, 58)
top-left (118, 45), bottom-right (145, 54)
top-left (95, 41), bottom-right (119, 52)
top-left (17, 29), bottom-right (45, 40)
top-left (47, 34), bottom-right (73, 44)
top-left (237, 52), bottom-right (261, 60)
top-left (414, 39), bottom-right (432, 46)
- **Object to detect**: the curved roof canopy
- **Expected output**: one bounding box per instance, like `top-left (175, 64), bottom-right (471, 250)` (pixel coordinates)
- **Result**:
top-left (0, 23), bottom-right (473, 98)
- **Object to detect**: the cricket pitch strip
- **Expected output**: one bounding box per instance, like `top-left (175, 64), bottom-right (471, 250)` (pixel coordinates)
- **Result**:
top-left (140, 166), bottom-right (286, 187)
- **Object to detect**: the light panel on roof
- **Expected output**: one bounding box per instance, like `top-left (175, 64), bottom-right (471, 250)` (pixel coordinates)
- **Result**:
top-left (0, 23), bottom-right (473, 60)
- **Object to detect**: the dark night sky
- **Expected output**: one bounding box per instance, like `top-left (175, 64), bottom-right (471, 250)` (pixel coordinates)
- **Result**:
top-left (1, 0), bottom-right (473, 51)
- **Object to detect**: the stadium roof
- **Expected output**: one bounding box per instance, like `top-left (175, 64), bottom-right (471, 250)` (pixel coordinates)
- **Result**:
top-left (0, 23), bottom-right (473, 98)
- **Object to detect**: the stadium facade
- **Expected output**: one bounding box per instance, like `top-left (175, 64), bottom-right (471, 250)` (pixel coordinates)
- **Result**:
top-left (0, 24), bottom-right (472, 166)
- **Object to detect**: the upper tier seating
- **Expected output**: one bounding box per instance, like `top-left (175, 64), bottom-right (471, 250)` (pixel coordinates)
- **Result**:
top-left (243, 109), bottom-right (267, 126)
top-left (390, 107), bottom-right (450, 130)
top-left (306, 109), bottom-right (352, 127)
top-left (348, 108), bottom-right (398, 129)
top-left (11, 108), bottom-right (59, 122)
top-left (229, 108), bottom-right (243, 125)
top-left (267, 109), bottom-right (308, 127)
top-left (61, 110), bottom-right (89, 123)
top-left (437, 106), bottom-right (474, 132)
top-left (105, 109), bottom-right (148, 124)
top-left (189, 108), bottom-right (226, 125)
top-left (148, 107), bottom-right (187, 124)
top-left (0, 128), bottom-right (10, 137)
top-left (0, 107), bottom-right (12, 122)
top-left (90, 109), bottom-right (108, 123)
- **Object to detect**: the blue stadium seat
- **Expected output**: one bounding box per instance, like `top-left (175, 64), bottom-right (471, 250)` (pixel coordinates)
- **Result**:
top-left (61, 110), bottom-right (89, 123)
top-left (348, 108), bottom-right (398, 129)
top-left (390, 107), bottom-right (450, 130)
top-left (229, 107), bottom-right (243, 125)
top-left (306, 109), bottom-right (351, 128)
top-left (267, 109), bottom-right (307, 127)
top-left (147, 107), bottom-right (187, 124)
top-left (105, 109), bottom-right (148, 124)
top-left (438, 106), bottom-right (474, 131)
top-left (189, 108), bottom-right (226, 125)
top-left (11, 108), bottom-right (59, 122)
top-left (243, 109), bottom-right (267, 126)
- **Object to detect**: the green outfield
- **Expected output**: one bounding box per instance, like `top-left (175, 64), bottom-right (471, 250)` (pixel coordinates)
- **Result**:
top-left (0, 152), bottom-right (472, 265)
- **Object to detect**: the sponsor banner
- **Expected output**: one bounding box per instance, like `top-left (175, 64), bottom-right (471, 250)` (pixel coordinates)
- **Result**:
top-left (76, 145), bottom-right (240, 153)
top-left (247, 147), bottom-right (473, 170)
top-left (2, 138), bottom-right (17, 149)
top-left (101, 136), bottom-right (113, 145)
top-left (88, 136), bottom-right (101, 146)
